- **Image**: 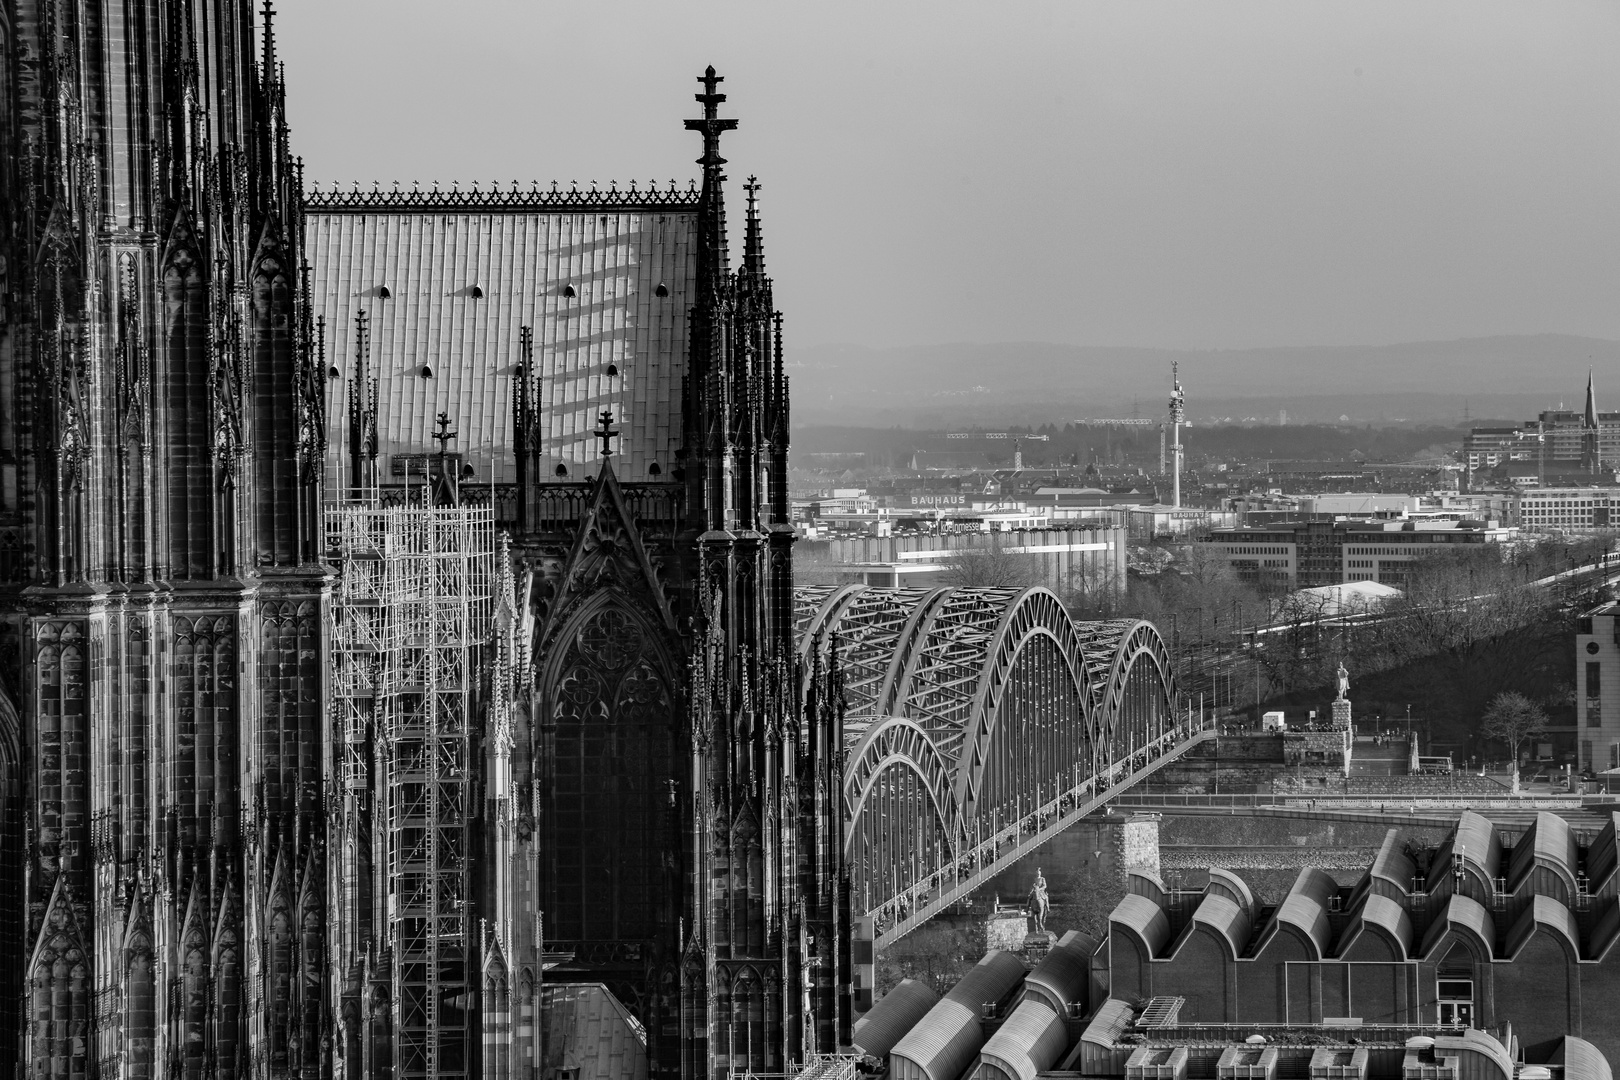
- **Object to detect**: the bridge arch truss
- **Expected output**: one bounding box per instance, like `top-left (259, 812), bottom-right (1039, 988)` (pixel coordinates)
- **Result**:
top-left (795, 584), bottom-right (1204, 943)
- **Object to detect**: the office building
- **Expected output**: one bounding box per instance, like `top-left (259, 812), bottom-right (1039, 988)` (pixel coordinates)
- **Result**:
top-left (1201, 519), bottom-right (1510, 589)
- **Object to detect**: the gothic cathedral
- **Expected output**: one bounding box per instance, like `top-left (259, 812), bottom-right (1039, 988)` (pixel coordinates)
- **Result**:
top-left (0, 1), bottom-right (850, 1077)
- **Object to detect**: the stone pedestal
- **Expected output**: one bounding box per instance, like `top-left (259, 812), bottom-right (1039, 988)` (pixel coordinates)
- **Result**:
top-left (986, 904), bottom-right (1030, 953)
top-left (1332, 699), bottom-right (1354, 776)
top-left (1023, 930), bottom-right (1057, 959)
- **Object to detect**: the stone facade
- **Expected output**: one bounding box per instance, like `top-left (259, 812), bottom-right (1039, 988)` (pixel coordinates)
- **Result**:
top-left (0, 7), bottom-right (851, 1076)
top-left (0, 4), bottom-right (326, 1076)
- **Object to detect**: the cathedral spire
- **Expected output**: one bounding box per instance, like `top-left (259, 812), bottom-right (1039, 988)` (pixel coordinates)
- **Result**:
top-left (743, 176), bottom-right (766, 278)
top-left (261, 0), bottom-right (278, 81)
top-left (685, 66), bottom-right (736, 171)
top-left (685, 67), bottom-right (738, 287)
top-left (1586, 368), bottom-right (1599, 429)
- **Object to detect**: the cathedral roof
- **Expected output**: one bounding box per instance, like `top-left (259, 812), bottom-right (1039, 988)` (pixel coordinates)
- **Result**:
top-left (540, 982), bottom-right (649, 1080)
top-left (305, 182), bottom-right (700, 483)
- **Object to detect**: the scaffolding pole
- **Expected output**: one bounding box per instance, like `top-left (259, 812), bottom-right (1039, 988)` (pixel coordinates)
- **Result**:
top-left (329, 504), bottom-right (495, 1080)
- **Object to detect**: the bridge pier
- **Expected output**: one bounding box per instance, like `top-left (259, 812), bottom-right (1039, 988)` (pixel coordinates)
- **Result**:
top-left (1117, 812), bottom-right (1162, 881)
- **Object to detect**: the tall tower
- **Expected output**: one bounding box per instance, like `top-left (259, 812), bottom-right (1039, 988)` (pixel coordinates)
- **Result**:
top-left (1584, 369), bottom-right (1601, 475)
top-left (499, 68), bottom-right (851, 1080)
top-left (677, 68), bottom-right (853, 1080)
top-left (1168, 362), bottom-right (1186, 507)
top-left (0, 2), bottom-right (327, 1077)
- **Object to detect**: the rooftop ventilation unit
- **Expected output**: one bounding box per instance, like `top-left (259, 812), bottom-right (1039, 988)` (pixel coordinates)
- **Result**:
top-left (1218, 1046), bottom-right (1279, 1080)
top-left (1126, 1046), bottom-right (1189, 1080)
top-left (1310, 1048), bottom-right (1369, 1080)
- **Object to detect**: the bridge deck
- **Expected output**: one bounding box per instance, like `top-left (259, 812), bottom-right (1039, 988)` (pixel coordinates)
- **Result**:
top-left (874, 723), bottom-right (1215, 950)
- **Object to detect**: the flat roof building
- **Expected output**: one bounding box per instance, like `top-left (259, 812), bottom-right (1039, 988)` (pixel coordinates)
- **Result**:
top-left (1517, 487), bottom-right (1620, 532)
top-left (1202, 519), bottom-right (1511, 590)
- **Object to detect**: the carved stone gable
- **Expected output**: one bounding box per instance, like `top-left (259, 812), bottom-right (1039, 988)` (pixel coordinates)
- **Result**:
top-left (543, 461), bottom-right (676, 641)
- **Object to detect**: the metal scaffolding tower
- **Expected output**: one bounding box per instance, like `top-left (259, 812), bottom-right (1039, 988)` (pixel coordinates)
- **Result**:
top-left (329, 504), bottom-right (495, 1079)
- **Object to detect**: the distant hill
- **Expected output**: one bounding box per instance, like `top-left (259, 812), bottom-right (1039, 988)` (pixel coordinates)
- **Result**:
top-left (784, 334), bottom-right (1620, 427)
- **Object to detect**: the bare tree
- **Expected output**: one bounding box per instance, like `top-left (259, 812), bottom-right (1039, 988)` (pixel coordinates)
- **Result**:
top-left (1481, 690), bottom-right (1547, 793)
top-left (1256, 588), bottom-right (1337, 695)
top-left (939, 537), bottom-right (1042, 590)
top-left (1065, 561), bottom-right (1125, 620)
top-left (1156, 543), bottom-right (1262, 644)
top-left (1356, 548), bottom-right (1564, 733)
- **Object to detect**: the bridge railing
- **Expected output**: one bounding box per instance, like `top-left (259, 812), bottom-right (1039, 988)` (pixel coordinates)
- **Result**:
top-left (1109, 792), bottom-right (1611, 810)
top-left (867, 715), bottom-right (1216, 947)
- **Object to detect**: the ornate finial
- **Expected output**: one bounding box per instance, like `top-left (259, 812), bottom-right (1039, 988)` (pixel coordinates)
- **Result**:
top-left (261, 0), bottom-right (277, 76)
top-left (685, 66), bottom-right (739, 169)
top-left (432, 412), bottom-right (458, 454)
top-left (743, 176), bottom-right (765, 271)
top-left (593, 409), bottom-right (620, 459)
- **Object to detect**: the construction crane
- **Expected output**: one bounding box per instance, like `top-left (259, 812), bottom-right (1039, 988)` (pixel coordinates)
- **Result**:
top-left (1070, 418), bottom-right (1155, 427)
top-left (945, 432), bottom-right (1051, 441)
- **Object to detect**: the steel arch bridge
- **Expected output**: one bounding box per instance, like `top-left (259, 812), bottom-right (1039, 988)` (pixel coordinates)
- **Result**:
top-left (794, 584), bottom-right (1214, 948)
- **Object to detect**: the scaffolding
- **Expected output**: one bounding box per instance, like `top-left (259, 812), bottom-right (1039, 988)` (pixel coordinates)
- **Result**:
top-left (329, 504), bottom-right (495, 1080)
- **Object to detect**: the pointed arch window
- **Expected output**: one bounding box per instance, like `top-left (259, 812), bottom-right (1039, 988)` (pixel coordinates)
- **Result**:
top-left (545, 598), bottom-right (674, 947)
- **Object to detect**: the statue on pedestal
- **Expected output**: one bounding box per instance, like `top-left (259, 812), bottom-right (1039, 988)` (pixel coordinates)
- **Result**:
top-left (1028, 868), bottom-right (1050, 934)
top-left (1335, 662), bottom-right (1350, 702)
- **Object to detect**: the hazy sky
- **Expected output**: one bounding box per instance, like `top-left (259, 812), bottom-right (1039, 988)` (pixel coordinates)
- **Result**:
top-left (277, 1), bottom-right (1620, 352)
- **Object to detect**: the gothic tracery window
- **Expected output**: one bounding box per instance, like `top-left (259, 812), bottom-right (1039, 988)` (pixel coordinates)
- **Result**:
top-left (546, 599), bottom-right (673, 946)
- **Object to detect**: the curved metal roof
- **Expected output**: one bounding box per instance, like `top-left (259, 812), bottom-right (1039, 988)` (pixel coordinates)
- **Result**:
top-left (1586, 813), bottom-right (1620, 892)
top-left (975, 1000), bottom-right (1067, 1080)
top-left (1206, 868), bottom-right (1256, 920)
top-left (891, 951), bottom-right (1028, 1080)
top-left (1555, 1037), bottom-right (1616, 1080)
top-left (1111, 893), bottom-right (1171, 957)
top-left (1127, 871), bottom-right (1168, 905)
top-left (1505, 894), bottom-right (1582, 961)
top-left (1268, 867), bottom-right (1337, 958)
top-left (1508, 812), bottom-right (1578, 894)
top-left (1430, 1030), bottom-right (1515, 1080)
top-left (1080, 998), bottom-right (1135, 1050)
top-left (1432, 811), bottom-right (1501, 892)
top-left (1421, 893), bottom-right (1495, 960)
top-left (1022, 930), bottom-right (1096, 1014)
top-left (853, 978), bottom-right (940, 1059)
top-left (1180, 892), bottom-right (1249, 959)
top-left (1367, 828), bottom-right (1416, 898)
top-left (1337, 893), bottom-right (1413, 959)
top-left (1592, 899), bottom-right (1620, 961)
